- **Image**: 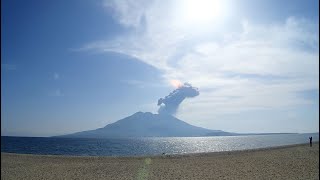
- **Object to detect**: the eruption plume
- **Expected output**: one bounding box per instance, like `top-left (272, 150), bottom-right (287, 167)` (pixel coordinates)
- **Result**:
top-left (158, 82), bottom-right (199, 115)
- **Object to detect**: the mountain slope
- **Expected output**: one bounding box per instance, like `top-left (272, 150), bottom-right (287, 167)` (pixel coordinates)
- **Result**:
top-left (58, 112), bottom-right (232, 138)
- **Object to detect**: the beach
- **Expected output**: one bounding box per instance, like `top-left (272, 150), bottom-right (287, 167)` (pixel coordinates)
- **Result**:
top-left (1, 143), bottom-right (318, 180)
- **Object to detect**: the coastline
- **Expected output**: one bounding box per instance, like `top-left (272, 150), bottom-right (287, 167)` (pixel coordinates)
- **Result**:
top-left (2, 143), bottom-right (319, 179)
top-left (2, 142), bottom-right (318, 158)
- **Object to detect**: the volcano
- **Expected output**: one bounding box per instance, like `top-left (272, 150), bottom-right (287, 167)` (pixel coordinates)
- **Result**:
top-left (57, 112), bottom-right (235, 138)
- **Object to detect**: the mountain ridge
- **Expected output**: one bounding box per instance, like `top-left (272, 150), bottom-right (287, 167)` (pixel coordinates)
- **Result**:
top-left (57, 111), bottom-right (236, 138)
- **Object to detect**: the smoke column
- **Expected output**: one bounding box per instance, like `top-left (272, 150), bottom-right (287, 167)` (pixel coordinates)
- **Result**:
top-left (157, 82), bottom-right (199, 115)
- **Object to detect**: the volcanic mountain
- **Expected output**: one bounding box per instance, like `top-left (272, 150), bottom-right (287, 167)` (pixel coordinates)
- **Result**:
top-left (58, 112), bottom-right (235, 138)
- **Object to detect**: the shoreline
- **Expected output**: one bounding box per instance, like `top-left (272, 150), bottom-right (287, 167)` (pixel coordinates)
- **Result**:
top-left (1, 142), bottom-right (318, 158)
top-left (2, 143), bottom-right (318, 179)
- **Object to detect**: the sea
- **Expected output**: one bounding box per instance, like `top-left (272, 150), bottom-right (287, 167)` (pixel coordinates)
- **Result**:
top-left (1, 133), bottom-right (318, 157)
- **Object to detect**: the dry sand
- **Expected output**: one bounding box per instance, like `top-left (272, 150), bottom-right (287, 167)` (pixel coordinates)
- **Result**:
top-left (1, 143), bottom-right (319, 180)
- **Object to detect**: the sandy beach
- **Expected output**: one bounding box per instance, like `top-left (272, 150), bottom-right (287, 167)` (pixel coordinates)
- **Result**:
top-left (1, 143), bottom-right (318, 180)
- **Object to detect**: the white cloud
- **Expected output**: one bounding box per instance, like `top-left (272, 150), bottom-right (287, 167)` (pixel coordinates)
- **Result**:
top-left (81, 1), bottom-right (319, 124)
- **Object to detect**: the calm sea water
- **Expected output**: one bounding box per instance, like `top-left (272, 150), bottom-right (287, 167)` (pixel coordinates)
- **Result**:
top-left (1, 133), bottom-right (318, 156)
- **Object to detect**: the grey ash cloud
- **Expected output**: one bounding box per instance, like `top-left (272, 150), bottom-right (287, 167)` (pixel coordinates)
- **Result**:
top-left (157, 83), bottom-right (199, 115)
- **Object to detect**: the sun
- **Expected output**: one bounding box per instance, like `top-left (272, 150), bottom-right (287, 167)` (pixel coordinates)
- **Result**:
top-left (180, 0), bottom-right (222, 25)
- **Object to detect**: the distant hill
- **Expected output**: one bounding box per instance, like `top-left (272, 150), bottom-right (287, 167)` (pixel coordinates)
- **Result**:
top-left (57, 112), bottom-right (235, 138)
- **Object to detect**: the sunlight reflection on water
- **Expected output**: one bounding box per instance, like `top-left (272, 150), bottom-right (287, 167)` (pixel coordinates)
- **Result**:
top-left (1, 133), bottom-right (318, 156)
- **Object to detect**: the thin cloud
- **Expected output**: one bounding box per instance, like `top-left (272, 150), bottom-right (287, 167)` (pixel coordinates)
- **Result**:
top-left (79, 1), bottom-right (319, 121)
top-left (121, 79), bottom-right (169, 88)
top-left (103, 0), bottom-right (153, 28)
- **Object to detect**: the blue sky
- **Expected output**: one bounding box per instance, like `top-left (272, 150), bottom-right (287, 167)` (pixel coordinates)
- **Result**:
top-left (1, 0), bottom-right (319, 136)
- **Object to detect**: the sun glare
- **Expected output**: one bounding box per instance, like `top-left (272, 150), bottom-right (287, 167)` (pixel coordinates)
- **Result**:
top-left (180, 0), bottom-right (222, 25)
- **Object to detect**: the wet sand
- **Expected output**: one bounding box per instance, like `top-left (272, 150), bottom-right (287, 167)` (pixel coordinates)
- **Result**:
top-left (1, 143), bottom-right (319, 180)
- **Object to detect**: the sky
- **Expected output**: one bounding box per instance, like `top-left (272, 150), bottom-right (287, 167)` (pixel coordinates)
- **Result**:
top-left (1, 0), bottom-right (319, 137)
